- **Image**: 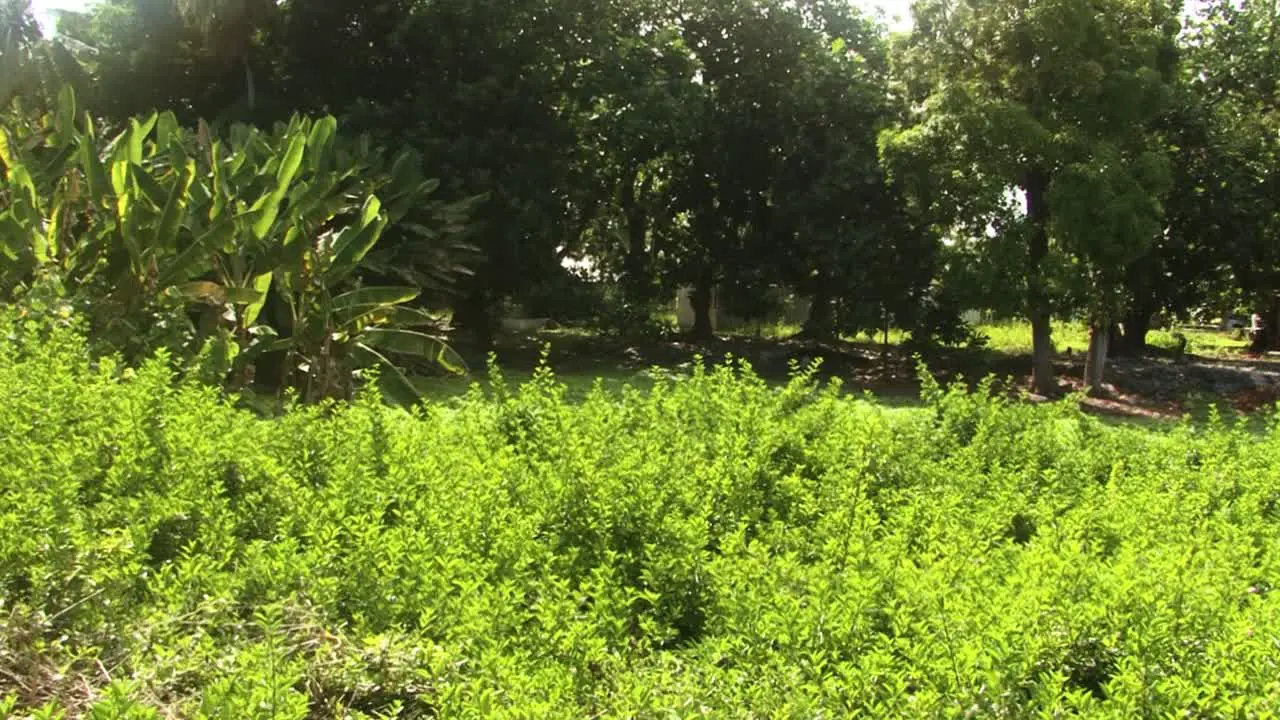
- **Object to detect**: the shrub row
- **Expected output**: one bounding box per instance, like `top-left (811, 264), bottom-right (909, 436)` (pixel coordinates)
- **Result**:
top-left (1, 314), bottom-right (1278, 717)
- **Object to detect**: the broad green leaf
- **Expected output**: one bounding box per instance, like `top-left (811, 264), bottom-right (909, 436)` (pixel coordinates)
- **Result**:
top-left (332, 287), bottom-right (422, 329)
top-left (8, 164), bottom-right (37, 204)
top-left (243, 271), bottom-right (273, 327)
top-left (109, 159), bottom-right (129, 197)
top-left (0, 126), bottom-right (15, 169)
top-left (352, 342), bottom-right (423, 407)
top-left (117, 189), bottom-right (141, 270)
top-left (127, 114), bottom-right (158, 164)
top-left (209, 141), bottom-right (226, 220)
top-left (156, 112), bottom-right (178, 150)
top-left (325, 211), bottom-right (388, 283)
top-left (250, 132), bottom-right (307, 239)
top-left (276, 130), bottom-right (307, 186)
top-left (359, 194), bottom-right (381, 226)
top-left (43, 198), bottom-right (60, 258)
top-left (223, 286), bottom-right (267, 304)
top-left (157, 220), bottom-right (229, 288)
top-left (173, 280), bottom-right (229, 304)
top-left (331, 286), bottom-right (420, 312)
top-left (0, 216), bottom-right (25, 260)
top-left (359, 328), bottom-right (468, 375)
top-left (54, 85), bottom-right (76, 142)
top-left (306, 116), bottom-right (337, 170)
top-left (78, 136), bottom-right (108, 207)
top-left (150, 158), bottom-right (195, 251)
top-left (130, 163), bottom-right (169, 209)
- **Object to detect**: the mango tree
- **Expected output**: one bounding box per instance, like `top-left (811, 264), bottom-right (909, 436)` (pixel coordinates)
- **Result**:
top-left (883, 0), bottom-right (1181, 394)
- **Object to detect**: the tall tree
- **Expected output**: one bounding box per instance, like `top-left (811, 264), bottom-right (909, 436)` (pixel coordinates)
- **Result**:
top-left (172, 0), bottom-right (276, 114)
top-left (884, 0), bottom-right (1181, 394)
top-left (1185, 0), bottom-right (1280, 352)
top-left (57, 0), bottom-right (268, 122)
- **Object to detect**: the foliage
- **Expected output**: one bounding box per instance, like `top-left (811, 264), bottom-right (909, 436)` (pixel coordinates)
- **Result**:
top-left (883, 0), bottom-right (1182, 389)
top-left (0, 89), bottom-right (470, 403)
top-left (1174, 0), bottom-right (1280, 350)
top-left (1, 0), bottom-right (93, 113)
top-left (4, 317), bottom-right (1280, 716)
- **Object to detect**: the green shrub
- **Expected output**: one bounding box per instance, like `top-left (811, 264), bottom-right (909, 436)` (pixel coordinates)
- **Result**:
top-left (2, 314), bottom-right (1280, 717)
top-left (0, 88), bottom-right (470, 406)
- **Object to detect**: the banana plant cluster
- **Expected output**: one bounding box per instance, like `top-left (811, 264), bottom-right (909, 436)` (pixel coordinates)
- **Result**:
top-left (0, 86), bottom-right (468, 405)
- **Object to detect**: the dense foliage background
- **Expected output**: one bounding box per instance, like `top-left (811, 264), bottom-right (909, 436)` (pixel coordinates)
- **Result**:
top-left (2, 315), bottom-right (1279, 716)
top-left (4, 0), bottom-right (1280, 395)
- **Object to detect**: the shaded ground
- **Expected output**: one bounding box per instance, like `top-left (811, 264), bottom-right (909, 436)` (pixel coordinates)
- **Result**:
top-left (427, 329), bottom-right (1280, 426)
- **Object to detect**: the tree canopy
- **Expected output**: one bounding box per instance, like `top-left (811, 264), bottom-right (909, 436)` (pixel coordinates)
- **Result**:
top-left (3, 0), bottom-right (1279, 391)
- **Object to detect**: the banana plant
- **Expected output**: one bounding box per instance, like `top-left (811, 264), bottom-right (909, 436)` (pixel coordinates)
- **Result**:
top-left (177, 112), bottom-right (469, 403)
top-left (2, 87), bottom-right (472, 403)
top-left (1, 88), bottom-right (261, 355)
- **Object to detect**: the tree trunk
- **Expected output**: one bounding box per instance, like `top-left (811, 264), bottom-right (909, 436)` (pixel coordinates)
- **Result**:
top-left (804, 272), bottom-right (835, 339)
top-left (1024, 168), bottom-right (1056, 395)
top-left (242, 55), bottom-right (256, 112)
top-left (1084, 323), bottom-right (1110, 395)
top-left (621, 167), bottom-right (653, 308)
top-left (1250, 294), bottom-right (1280, 353)
top-left (690, 268), bottom-right (714, 343)
top-left (453, 284), bottom-right (494, 351)
top-left (1117, 308), bottom-right (1150, 356)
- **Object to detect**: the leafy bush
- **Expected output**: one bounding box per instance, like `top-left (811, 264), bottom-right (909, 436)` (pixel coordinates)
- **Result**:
top-left (2, 315), bottom-right (1280, 717)
top-left (0, 87), bottom-right (470, 405)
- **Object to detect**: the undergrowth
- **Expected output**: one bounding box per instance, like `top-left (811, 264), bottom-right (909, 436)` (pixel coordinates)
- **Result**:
top-left (1, 314), bottom-right (1279, 718)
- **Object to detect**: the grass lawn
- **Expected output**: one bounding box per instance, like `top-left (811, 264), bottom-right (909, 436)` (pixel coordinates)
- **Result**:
top-left (711, 317), bottom-right (1251, 358)
top-left (974, 321), bottom-right (1251, 356)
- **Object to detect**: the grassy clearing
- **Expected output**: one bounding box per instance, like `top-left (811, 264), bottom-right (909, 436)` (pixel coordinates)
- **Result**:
top-left (975, 321), bottom-right (1250, 357)
top-left (670, 315), bottom-right (1249, 358)
top-left (5, 317), bottom-right (1280, 717)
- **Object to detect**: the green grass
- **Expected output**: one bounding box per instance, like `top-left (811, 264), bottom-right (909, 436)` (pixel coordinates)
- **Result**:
top-left (975, 320), bottom-right (1250, 357)
top-left (1149, 326), bottom-right (1251, 355)
top-left (6, 317), bottom-right (1280, 717)
top-left (976, 320), bottom-right (1089, 354)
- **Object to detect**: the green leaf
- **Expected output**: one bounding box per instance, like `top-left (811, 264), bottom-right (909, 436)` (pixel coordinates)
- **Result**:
top-left (171, 280), bottom-right (265, 306)
top-left (352, 342), bottom-right (423, 407)
top-left (325, 198), bottom-right (387, 282)
top-left (332, 287), bottom-right (422, 329)
top-left (331, 286), bottom-right (420, 312)
top-left (223, 286), bottom-right (267, 304)
top-left (78, 136), bottom-right (109, 207)
top-left (306, 116), bottom-right (337, 170)
top-left (243, 272), bottom-right (273, 327)
top-left (151, 158), bottom-right (196, 251)
top-left (54, 85), bottom-right (76, 142)
top-left (249, 131), bottom-right (308, 239)
top-left (109, 158), bottom-right (129, 198)
top-left (209, 141), bottom-right (226, 221)
top-left (157, 220), bottom-right (229, 288)
top-left (127, 113), bottom-right (158, 164)
top-left (0, 126), bottom-right (16, 169)
top-left (360, 328), bottom-right (468, 375)
top-left (156, 112), bottom-right (179, 150)
top-left (130, 163), bottom-right (169, 209)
